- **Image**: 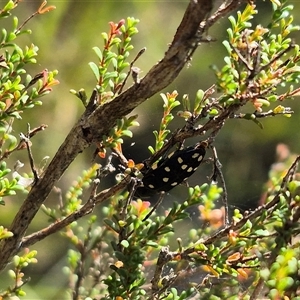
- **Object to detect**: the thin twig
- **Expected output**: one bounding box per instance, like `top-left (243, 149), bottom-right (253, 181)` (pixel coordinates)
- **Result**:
top-left (211, 146), bottom-right (229, 226)
top-left (16, 11), bottom-right (38, 34)
top-left (206, 0), bottom-right (244, 29)
top-left (151, 246), bottom-right (173, 292)
top-left (120, 177), bottom-right (137, 220)
top-left (258, 42), bottom-right (295, 74)
top-left (20, 128), bottom-right (39, 184)
top-left (249, 277), bottom-right (266, 300)
top-left (142, 192), bottom-right (165, 222)
top-left (233, 108), bottom-right (294, 119)
top-left (21, 179), bottom-right (129, 248)
top-left (118, 47), bottom-right (146, 94)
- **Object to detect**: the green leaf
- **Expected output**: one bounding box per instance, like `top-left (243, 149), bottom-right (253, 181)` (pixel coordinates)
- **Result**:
top-left (12, 16), bottom-right (18, 31)
top-left (251, 118), bottom-right (263, 129)
top-left (120, 240), bottom-right (129, 248)
top-left (7, 31), bottom-right (16, 42)
top-left (255, 229), bottom-right (271, 236)
top-left (3, 0), bottom-right (14, 12)
top-left (277, 276), bottom-right (294, 291)
top-left (121, 130), bottom-right (133, 138)
top-left (88, 62), bottom-right (100, 81)
top-left (103, 71), bottom-right (118, 80)
top-left (148, 145), bottom-right (155, 154)
top-left (222, 40), bottom-right (233, 54)
top-left (92, 46), bottom-right (102, 60)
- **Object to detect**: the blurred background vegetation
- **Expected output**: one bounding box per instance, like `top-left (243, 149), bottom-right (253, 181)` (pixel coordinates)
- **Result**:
top-left (1, 0), bottom-right (300, 298)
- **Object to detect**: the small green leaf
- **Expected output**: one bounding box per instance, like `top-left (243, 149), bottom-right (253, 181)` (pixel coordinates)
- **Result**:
top-left (255, 229), bottom-right (271, 236)
top-left (7, 31), bottom-right (16, 42)
top-left (92, 46), bottom-right (102, 60)
top-left (121, 130), bottom-right (133, 138)
top-left (277, 276), bottom-right (294, 291)
top-left (120, 240), bottom-right (129, 248)
top-left (88, 62), bottom-right (100, 81)
top-left (3, 0), bottom-right (14, 12)
top-left (251, 118), bottom-right (263, 129)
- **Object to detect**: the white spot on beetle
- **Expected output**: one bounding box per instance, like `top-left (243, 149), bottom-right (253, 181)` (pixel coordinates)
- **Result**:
top-left (187, 167), bottom-right (193, 172)
top-left (164, 166), bottom-right (171, 172)
top-left (177, 157), bottom-right (183, 164)
top-left (197, 155), bottom-right (203, 161)
top-left (192, 153), bottom-right (200, 158)
top-left (168, 152), bottom-right (174, 158)
top-left (171, 182), bottom-right (178, 186)
top-left (181, 164), bottom-right (188, 170)
top-left (163, 177), bottom-right (169, 182)
top-left (148, 184), bottom-right (155, 189)
top-left (151, 164), bottom-right (158, 170)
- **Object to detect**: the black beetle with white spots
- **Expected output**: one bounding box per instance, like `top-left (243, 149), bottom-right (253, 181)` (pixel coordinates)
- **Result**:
top-left (135, 141), bottom-right (207, 197)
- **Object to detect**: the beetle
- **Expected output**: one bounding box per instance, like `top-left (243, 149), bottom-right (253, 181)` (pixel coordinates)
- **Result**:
top-left (135, 141), bottom-right (207, 197)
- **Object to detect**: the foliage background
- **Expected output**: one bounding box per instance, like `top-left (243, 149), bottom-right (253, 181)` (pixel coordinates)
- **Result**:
top-left (1, 0), bottom-right (300, 298)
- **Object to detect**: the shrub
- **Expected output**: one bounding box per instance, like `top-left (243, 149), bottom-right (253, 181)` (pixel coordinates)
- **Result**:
top-left (1, 1), bottom-right (300, 299)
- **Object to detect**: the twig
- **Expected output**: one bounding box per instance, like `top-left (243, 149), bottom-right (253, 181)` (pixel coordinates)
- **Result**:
top-left (211, 146), bottom-right (229, 226)
top-left (27, 124), bottom-right (48, 138)
top-left (142, 192), bottom-right (165, 222)
top-left (21, 179), bottom-right (128, 248)
top-left (118, 47), bottom-right (146, 94)
top-left (20, 128), bottom-right (39, 184)
top-left (206, 0), bottom-right (244, 29)
top-left (15, 11), bottom-right (38, 34)
top-left (120, 177), bottom-right (137, 220)
top-left (0, 276), bottom-right (31, 298)
top-left (257, 42), bottom-right (295, 75)
top-left (0, 124), bottom-right (47, 162)
top-left (97, 154), bottom-right (116, 179)
top-left (249, 277), bottom-right (266, 300)
top-left (233, 108), bottom-right (294, 119)
top-left (151, 246), bottom-right (173, 292)
top-left (72, 221), bottom-right (95, 300)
